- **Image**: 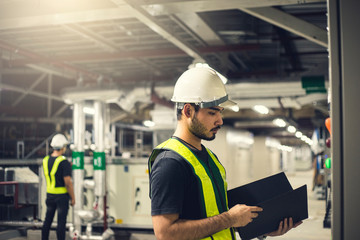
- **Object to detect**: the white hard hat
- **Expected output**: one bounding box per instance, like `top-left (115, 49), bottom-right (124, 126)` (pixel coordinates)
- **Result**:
top-left (50, 134), bottom-right (69, 149)
top-left (171, 67), bottom-right (237, 109)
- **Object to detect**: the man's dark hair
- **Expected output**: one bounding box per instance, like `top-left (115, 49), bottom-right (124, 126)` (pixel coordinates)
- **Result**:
top-left (176, 103), bottom-right (200, 120)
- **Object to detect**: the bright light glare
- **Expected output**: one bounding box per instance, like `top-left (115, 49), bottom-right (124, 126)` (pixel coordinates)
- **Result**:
top-left (287, 125), bottom-right (296, 133)
top-left (83, 107), bottom-right (95, 115)
top-left (278, 145), bottom-right (293, 152)
top-left (295, 131), bottom-right (303, 138)
top-left (231, 105), bottom-right (240, 112)
top-left (217, 72), bottom-right (228, 84)
top-left (253, 105), bottom-right (269, 114)
top-left (143, 120), bottom-right (155, 127)
top-left (273, 118), bottom-right (286, 127)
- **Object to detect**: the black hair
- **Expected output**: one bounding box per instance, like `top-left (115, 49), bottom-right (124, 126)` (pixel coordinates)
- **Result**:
top-left (176, 103), bottom-right (200, 120)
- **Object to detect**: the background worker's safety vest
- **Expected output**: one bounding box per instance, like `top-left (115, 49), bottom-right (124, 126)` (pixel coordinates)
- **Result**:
top-left (43, 155), bottom-right (68, 194)
top-left (149, 138), bottom-right (236, 240)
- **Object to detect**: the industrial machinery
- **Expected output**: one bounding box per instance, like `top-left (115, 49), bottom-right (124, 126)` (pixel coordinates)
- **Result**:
top-left (0, 166), bottom-right (39, 222)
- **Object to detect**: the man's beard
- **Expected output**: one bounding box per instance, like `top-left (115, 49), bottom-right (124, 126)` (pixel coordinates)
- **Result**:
top-left (189, 115), bottom-right (220, 141)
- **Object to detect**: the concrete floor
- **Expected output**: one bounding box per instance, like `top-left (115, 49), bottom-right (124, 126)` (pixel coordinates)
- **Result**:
top-left (2, 169), bottom-right (331, 240)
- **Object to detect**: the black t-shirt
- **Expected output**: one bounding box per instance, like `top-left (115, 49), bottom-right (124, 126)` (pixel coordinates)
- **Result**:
top-left (46, 156), bottom-right (72, 198)
top-left (149, 145), bottom-right (212, 219)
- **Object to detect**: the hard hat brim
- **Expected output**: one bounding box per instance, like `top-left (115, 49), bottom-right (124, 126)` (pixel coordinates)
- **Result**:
top-left (201, 95), bottom-right (238, 110)
top-left (219, 99), bottom-right (238, 109)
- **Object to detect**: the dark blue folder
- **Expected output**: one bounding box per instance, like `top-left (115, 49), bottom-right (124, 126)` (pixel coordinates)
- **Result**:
top-left (227, 172), bottom-right (308, 240)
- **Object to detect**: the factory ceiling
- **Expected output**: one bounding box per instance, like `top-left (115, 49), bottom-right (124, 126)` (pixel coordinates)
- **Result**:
top-left (0, 0), bottom-right (329, 147)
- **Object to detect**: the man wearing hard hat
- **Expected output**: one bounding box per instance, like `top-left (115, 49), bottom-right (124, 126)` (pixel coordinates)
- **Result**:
top-left (42, 133), bottom-right (75, 240)
top-left (148, 67), bottom-right (299, 240)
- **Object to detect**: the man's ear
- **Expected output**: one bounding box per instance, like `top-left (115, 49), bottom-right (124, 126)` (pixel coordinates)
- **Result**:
top-left (183, 104), bottom-right (192, 118)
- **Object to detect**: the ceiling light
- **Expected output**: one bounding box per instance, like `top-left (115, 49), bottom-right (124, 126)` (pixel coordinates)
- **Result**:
top-left (83, 107), bottom-right (95, 115)
top-left (253, 105), bottom-right (269, 114)
top-left (287, 125), bottom-right (296, 133)
top-left (301, 135), bottom-right (307, 141)
top-left (295, 131), bottom-right (303, 138)
top-left (143, 120), bottom-right (155, 128)
top-left (273, 118), bottom-right (286, 127)
top-left (230, 105), bottom-right (240, 112)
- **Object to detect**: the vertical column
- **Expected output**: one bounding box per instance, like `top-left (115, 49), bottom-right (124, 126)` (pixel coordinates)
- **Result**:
top-left (329, 0), bottom-right (360, 239)
top-left (72, 102), bottom-right (85, 232)
top-left (252, 136), bottom-right (271, 180)
top-left (93, 101), bottom-right (106, 198)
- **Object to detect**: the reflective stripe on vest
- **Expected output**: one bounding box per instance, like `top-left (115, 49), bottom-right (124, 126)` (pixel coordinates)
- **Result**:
top-left (149, 138), bottom-right (235, 240)
top-left (43, 155), bottom-right (68, 194)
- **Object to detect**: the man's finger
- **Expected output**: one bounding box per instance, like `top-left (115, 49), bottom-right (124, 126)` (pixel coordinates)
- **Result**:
top-left (289, 218), bottom-right (294, 228)
top-left (294, 221), bottom-right (303, 228)
top-left (278, 220), bottom-right (284, 233)
top-left (250, 206), bottom-right (263, 212)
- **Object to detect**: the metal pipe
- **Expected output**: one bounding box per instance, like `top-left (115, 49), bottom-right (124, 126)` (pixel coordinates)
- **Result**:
top-left (0, 221), bottom-right (73, 229)
top-left (0, 39), bottom-right (104, 82)
top-left (93, 101), bottom-right (107, 234)
top-left (93, 101), bottom-right (106, 197)
top-left (72, 101), bottom-right (86, 234)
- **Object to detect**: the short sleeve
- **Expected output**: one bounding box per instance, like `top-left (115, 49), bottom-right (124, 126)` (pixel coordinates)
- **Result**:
top-left (60, 159), bottom-right (72, 177)
top-left (150, 151), bottom-right (188, 216)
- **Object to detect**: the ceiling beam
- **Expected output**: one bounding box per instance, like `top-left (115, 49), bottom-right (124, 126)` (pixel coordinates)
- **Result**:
top-left (0, 0), bottom-right (326, 34)
top-left (143, 0), bottom-right (326, 16)
top-left (63, 23), bottom-right (168, 76)
top-left (0, 0), bottom-right (131, 30)
top-left (10, 44), bottom-right (260, 66)
top-left (62, 24), bottom-right (119, 53)
top-left (11, 73), bottom-right (47, 107)
top-left (53, 104), bottom-right (69, 118)
top-left (114, 0), bottom-right (204, 61)
top-left (0, 82), bottom-right (63, 101)
top-left (171, 13), bottom-right (239, 72)
top-left (239, 7), bottom-right (328, 48)
top-left (47, 74), bottom-right (53, 118)
top-left (0, 116), bottom-right (72, 124)
top-left (0, 39), bottom-right (108, 81)
top-left (25, 64), bottom-right (75, 79)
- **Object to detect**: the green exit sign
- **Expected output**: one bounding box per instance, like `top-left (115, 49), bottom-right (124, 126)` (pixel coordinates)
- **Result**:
top-left (301, 76), bottom-right (327, 94)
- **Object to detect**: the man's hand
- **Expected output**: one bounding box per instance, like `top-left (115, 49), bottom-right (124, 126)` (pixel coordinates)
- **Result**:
top-left (227, 204), bottom-right (263, 227)
top-left (265, 218), bottom-right (302, 237)
top-left (70, 198), bottom-right (75, 206)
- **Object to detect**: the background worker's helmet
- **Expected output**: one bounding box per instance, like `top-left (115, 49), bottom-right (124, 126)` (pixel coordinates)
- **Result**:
top-left (50, 134), bottom-right (69, 150)
top-left (171, 67), bottom-right (237, 109)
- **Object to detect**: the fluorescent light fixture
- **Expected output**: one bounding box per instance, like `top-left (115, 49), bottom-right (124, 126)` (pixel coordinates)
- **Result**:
top-left (273, 118), bottom-right (286, 127)
top-left (83, 107), bottom-right (95, 115)
top-left (287, 125), bottom-right (296, 133)
top-left (230, 105), bottom-right (240, 112)
top-left (301, 135), bottom-right (307, 141)
top-left (143, 120), bottom-right (155, 127)
top-left (253, 105), bottom-right (269, 114)
top-left (278, 145), bottom-right (293, 152)
top-left (295, 131), bottom-right (303, 138)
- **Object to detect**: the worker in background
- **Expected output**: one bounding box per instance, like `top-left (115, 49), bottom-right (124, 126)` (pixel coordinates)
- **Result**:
top-left (42, 133), bottom-right (75, 240)
top-left (148, 67), bottom-right (301, 240)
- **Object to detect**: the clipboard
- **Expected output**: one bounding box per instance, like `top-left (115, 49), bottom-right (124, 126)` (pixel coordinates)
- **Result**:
top-left (227, 172), bottom-right (308, 240)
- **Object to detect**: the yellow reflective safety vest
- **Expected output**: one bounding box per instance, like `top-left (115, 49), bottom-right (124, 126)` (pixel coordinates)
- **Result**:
top-left (149, 138), bottom-right (235, 240)
top-left (43, 155), bottom-right (68, 194)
